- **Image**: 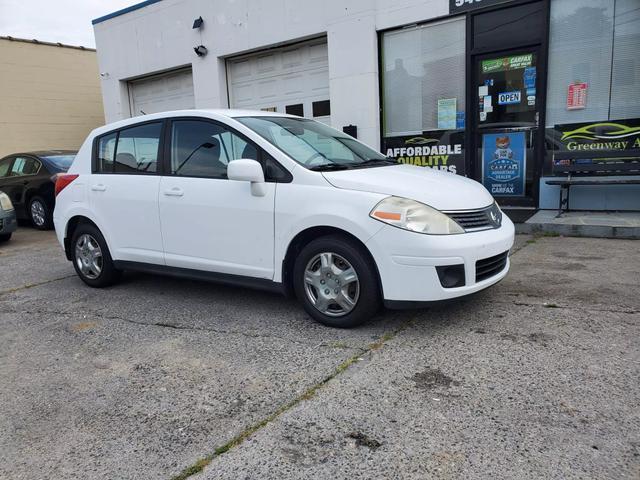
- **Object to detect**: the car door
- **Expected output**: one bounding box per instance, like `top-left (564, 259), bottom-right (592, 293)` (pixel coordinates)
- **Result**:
top-left (158, 118), bottom-right (275, 279)
top-left (3, 156), bottom-right (41, 217)
top-left (90, 122), bottom-right (165, 264)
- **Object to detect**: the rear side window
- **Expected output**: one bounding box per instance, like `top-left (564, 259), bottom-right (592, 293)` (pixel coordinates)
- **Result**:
top-left (95, 122), bottom-right (162, 174)
top-left (10, 157), bottom-right (40, 176)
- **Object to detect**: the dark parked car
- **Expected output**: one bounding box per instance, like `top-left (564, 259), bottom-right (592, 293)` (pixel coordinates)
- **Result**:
top-left (0, 150), bottom-right (76, 229)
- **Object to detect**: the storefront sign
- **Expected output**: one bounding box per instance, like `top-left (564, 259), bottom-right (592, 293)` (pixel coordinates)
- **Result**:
top-left (481, 54), bottom-right (533, 74)
top-left (437, 98), bottom-right (457, 130)
top-left (554, 119), bottom-right (640, 155)
top-left (482, 132), bottom-right (526, 196)
top-left (566, 82), bottom-right (588, 110)
top-left (450, 0), bottom-right (513, 14)
top-left (497, 91), bottom-right (521, 105)
top-left (383, 132), bottom-right (465, 175)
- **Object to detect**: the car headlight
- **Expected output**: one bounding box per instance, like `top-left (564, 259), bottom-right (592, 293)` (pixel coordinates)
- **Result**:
top-left (370, 196), bottom-right (464, 235)
top-left (0, 192), bottom-right (13, 211)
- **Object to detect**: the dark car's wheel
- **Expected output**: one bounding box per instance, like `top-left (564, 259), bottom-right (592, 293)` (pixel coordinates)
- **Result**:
top-left (29, 196), bottom-right (52, 230)
top-left (293, 235), bottom-right (381, 328)
top-left (71, 223), bottom-right (121, 287)
top-left (0, 233), bottom-right (11, 242)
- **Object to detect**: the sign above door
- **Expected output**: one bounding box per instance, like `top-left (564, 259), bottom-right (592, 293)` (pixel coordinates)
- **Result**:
top-left (449, 0), bottom-right (514, 14)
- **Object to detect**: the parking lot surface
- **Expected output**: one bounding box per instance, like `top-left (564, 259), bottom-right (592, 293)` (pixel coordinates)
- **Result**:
top-left (0, 228), bottom-right (638, 479)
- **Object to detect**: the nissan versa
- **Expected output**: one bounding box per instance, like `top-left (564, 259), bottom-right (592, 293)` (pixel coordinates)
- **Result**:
top-left (53, 110), bottom-right (514, 328)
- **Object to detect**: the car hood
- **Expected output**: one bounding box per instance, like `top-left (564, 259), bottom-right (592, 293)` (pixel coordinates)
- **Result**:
top-left (322, 164), bottom-right (495, 210)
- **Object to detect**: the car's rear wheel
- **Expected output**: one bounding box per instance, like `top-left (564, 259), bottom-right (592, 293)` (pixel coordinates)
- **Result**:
top-left (293, 235), bottom-right (381, 328)
top-left (71, 223), bottom-right (121, 287)
top-left (29, 196), bottom-right (52, 230)
top-left (0, 233), bottom-right (11, 242)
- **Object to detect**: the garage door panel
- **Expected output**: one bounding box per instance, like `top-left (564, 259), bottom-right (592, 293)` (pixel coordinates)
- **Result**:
top-left (228, 40), bottom-right (330, 124)
top-left (129, 69), bottom-right (194, 117)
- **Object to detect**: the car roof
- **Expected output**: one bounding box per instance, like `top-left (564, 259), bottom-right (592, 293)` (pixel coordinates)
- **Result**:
top-left (1, 150), bottom-right (77, 160)
top-left (89, 109), bottom-right (300, 137)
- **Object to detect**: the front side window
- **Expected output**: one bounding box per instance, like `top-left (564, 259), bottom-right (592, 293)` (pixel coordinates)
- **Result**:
top-left (236, 116), bottom-right (390, 171)
top-left (170, 120), bottom-right (258, 178)
top-left (0, 158), bottom-right (12, 177)
top-left (10, 157), bottom-right (40, 176)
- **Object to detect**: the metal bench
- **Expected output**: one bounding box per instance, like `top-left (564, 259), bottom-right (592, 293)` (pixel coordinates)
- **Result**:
top-left (546, 150), bottom-right (640, 215)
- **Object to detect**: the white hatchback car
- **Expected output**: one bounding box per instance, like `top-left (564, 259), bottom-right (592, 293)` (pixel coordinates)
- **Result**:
top-left (54, 110), bottom-right (514, 327)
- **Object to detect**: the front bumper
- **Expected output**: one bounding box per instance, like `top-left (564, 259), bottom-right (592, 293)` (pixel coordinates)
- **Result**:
top-left (0, 209), bottom-right (18, 235)
top-left (365, 216), bottom-right (515, 304)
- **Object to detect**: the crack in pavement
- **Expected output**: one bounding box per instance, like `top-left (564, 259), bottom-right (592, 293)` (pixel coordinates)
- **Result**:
top-left (0, 305), bottom-right (367, 351)
top-left (169, 317), bottom-right (417, 480)
top-left (0, 274), bottom-right (76, 297)
top-left (490, 300), bottom-right (639, 315)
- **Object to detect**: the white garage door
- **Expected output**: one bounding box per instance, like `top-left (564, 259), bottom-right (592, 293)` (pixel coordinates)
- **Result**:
top-left (227, 39), bottom-right (331, 125)
top-left (128, 68), bottom-right (195, 117)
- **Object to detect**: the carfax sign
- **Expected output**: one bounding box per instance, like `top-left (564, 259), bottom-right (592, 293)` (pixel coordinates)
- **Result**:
top-left (482, 132), bottom-right (526, 196)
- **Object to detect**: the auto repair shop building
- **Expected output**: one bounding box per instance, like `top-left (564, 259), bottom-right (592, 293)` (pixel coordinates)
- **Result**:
top-left (93, 0), bottom-right (640, 215)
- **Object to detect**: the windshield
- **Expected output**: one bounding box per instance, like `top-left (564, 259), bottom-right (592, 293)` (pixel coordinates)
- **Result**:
top-left (42, 155), bottom-right (75, 171)
top-left (236, 117), bottom-right (392, 171)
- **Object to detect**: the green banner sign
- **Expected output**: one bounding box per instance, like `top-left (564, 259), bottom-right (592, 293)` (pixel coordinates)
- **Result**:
top-left (482, 54), bottom-right (533, 73)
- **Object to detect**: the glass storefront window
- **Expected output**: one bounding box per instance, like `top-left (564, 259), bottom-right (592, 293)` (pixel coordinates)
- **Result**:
top-left (382, 17), bottom-right (466, 136)
top-left (546, 0), bottom-right (640, 126)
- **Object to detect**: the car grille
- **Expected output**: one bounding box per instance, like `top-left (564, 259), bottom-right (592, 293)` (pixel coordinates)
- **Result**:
top-left (443, 204), bottom-right (502, 232)
top-left (476, 251), bottom-right (509, 283)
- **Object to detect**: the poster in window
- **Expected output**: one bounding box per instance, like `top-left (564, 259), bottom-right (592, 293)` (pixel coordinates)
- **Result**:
top-left (482, 132), bottom-right (526, 196)
top-left (437, 98), bottom-right (457, 130)
top-left (566, 83), bottom-right (588, 110)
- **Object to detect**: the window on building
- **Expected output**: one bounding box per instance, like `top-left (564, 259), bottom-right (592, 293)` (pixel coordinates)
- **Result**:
top-left (312, 100), bottom-right (331, 118)
top-left (286, 104), bottom-right (304, 116)
top-left (171, 120), bottom-right (258, 178)
top-left (546, 0), bottom-right (640, 126)
top-left (382, 16), bottom-right (466, 136)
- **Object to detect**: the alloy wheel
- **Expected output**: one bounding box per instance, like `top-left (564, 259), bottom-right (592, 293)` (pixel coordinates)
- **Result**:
top-left (75, 234), bottom-right (103, 279)
top-left (304, 252), bottom-right (360, 317)
top-left (30, 200), bottom-right (46, 227)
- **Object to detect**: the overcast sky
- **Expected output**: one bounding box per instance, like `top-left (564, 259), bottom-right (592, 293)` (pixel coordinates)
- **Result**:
top-left (0, 0), bottom-right (141, 48)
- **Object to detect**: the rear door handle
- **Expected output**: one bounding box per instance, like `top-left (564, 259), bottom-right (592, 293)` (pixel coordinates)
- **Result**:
top-left (163, 187), bottom-right (184, 197)
top-left (91, 184), bottom-right (106, 192)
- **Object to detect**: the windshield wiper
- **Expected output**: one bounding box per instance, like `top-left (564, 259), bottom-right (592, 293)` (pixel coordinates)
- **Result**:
top-left (308, 163), bottom-right (353, 172)
top-left (353, 158), bottom-right (397, 168)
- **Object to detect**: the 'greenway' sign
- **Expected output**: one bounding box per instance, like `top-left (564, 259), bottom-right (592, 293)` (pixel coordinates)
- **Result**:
top-left (482, 54), bottom-right (533, 74)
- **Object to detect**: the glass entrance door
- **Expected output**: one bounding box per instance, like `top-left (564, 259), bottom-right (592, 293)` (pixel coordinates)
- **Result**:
top-left (473, 49), bottom-right (541, 205)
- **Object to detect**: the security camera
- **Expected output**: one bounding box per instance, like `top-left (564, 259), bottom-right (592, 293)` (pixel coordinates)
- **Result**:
top-left (193, 45), bottom-right (208, 57)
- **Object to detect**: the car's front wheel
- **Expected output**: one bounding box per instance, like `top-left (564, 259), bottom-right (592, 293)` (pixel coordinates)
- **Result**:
top-left (71, 223), bottom-right (121, 287)
top-left (293, 235), bottom-right (381, 328)
top-left (29, 196), bottom-right (52, 230)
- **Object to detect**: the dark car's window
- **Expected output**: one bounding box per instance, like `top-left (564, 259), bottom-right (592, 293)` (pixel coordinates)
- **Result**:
top-left (171, 120), bottom-right (258, 178)
top-left (10, 157), bottom-right (40, 177)
top-left (95, 123), bottom-right (162, 174)
top-left (42, 155), bottom-right (75, 171)
top-left (0, 158), bottom-right (12, 177)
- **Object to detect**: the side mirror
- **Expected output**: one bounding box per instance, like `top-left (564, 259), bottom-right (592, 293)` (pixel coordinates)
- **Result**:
top-left (227, 159), bottom-right (266, 196)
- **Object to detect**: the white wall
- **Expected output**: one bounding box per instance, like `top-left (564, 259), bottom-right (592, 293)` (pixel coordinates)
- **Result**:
top-left (93, 0), bottom-right (448, 149)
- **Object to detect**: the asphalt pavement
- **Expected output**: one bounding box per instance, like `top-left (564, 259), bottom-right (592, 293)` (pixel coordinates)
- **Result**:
top-left (0, 228), bottom-right (637, 479)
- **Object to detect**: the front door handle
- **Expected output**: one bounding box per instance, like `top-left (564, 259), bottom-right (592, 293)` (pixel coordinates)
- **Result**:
top-left (91, 184), bottom-right (106, 192)
top-left (163, 187), bottom-right (184, 197)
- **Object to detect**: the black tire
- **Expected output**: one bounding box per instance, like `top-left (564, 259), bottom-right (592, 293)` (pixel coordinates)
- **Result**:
top-left (28, 196), bottom-right (53, 230)
top-left (0, 233), bottom-right (11, 242)
top-left (293, 234), bottom-right (381, 328)
top-left (71, 223), bottom-right (121, 288)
